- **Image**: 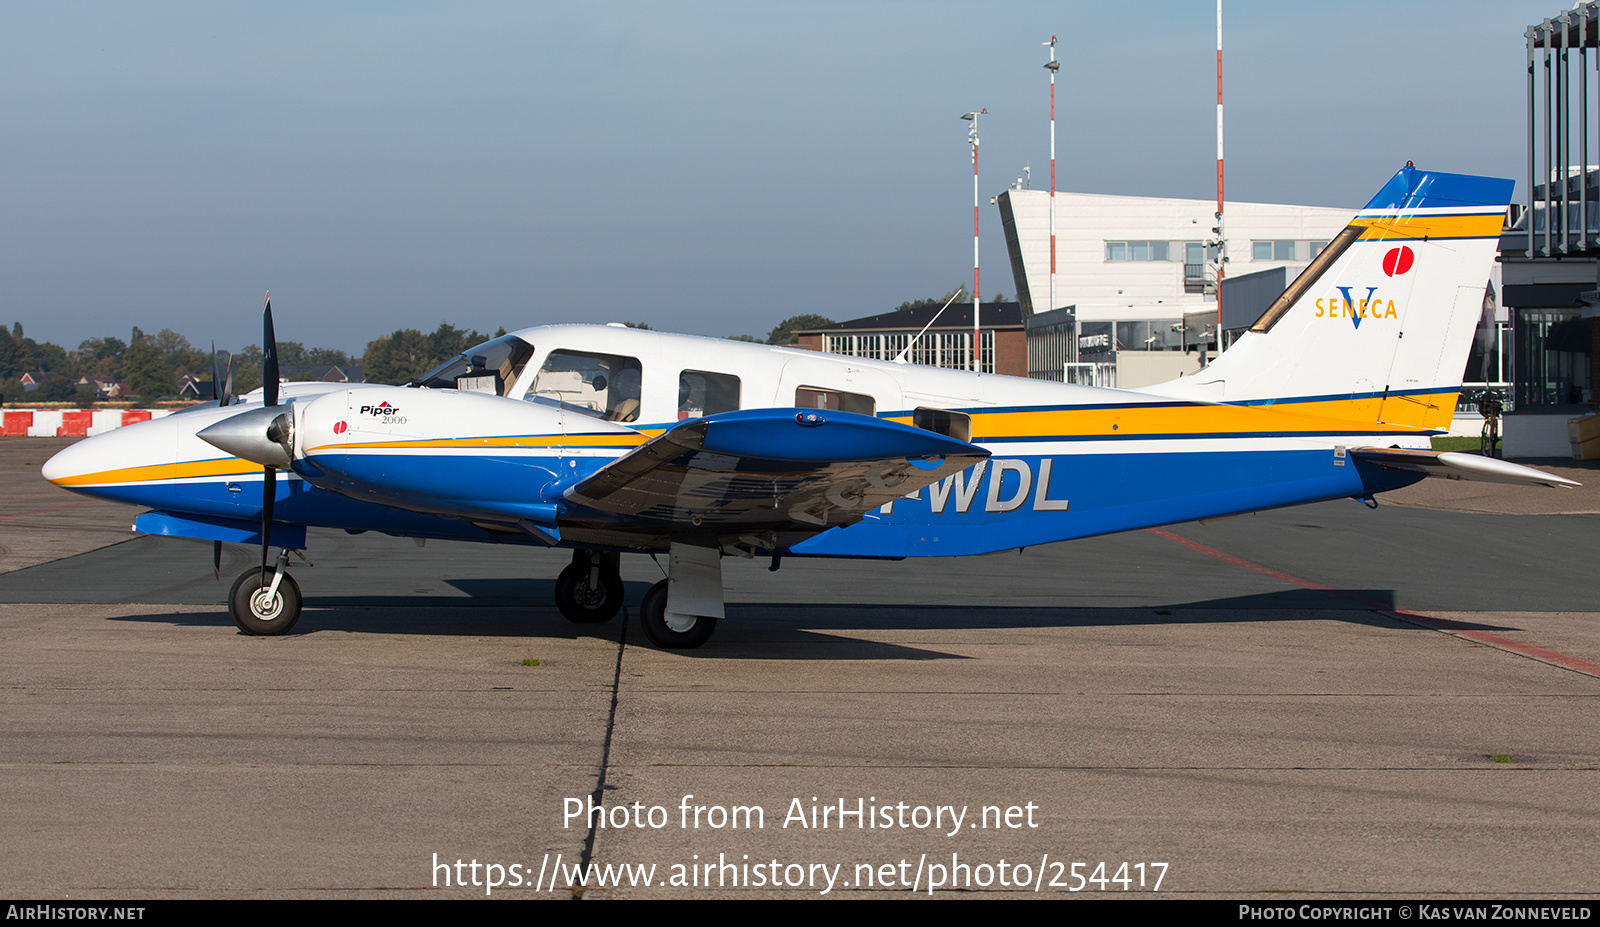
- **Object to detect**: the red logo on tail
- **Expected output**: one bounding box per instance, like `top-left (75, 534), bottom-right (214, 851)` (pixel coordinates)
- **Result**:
top-left (1382, 246), bottom-right (1414, 277)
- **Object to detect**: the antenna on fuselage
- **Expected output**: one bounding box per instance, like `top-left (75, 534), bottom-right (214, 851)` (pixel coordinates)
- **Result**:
top-left (892, 287), bottom-right (967, 365)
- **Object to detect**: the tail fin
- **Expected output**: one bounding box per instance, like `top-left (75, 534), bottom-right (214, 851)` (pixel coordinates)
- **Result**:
top-left (1149, 166), bottom-right (1512, 430)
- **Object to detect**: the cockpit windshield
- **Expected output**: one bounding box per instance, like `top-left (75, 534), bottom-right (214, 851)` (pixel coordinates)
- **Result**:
top-left (409, 335), bottom-right (535, 397)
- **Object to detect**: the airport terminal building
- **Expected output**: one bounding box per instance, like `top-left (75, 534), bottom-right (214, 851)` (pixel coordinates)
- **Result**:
top-left (998, 187), bottom-right (1369, 388)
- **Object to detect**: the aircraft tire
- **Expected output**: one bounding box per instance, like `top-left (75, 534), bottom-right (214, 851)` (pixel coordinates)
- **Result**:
top-left (228, 567), bottom-right (303, 636)
top-left (554, 561), bottom-right (624, 623)
top-left (638, 579), bottom-right (716, 649)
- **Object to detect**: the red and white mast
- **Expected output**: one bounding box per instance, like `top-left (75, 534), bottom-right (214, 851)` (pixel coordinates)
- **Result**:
top-left (1044, 37), bottom-right (1059, 315)
top-left (1213, 0), bottom-right (1225, 342)
top-left (962, 109), bottom-right (985, 371)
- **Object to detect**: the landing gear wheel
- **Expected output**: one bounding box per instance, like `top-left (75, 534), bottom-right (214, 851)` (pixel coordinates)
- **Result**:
top-left (555, 560), bottom-right (624, 623)
top-left (638, 579), bottom-right (716, 649)
top-left (228, 567), bottom-right (302, 636)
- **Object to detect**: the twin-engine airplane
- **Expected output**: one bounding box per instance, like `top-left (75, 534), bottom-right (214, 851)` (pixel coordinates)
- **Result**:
top-left (42, 166), bottom-right (1576, 648)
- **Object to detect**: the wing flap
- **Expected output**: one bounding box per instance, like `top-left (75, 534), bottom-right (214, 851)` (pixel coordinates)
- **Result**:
top-left (563, 408), bottom-right (989, 532)
top-left (1350, 446), bottom-right (1580, 488)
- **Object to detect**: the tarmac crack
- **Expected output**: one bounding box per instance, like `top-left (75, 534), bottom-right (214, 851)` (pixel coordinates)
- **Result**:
top-left (573, 607), bottom-right (628, 899)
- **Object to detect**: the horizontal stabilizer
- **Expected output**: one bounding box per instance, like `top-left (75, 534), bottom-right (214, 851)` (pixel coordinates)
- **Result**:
top-left (564, 408), bottom-right (989, 532)
top-left (1350, 447), bottom-right (1580, 488)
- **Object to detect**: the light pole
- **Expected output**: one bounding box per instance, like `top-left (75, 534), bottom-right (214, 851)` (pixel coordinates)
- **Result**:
top-left (962, 109), bottom-right (985, 371)
top-left (1044, 37), bottom-right (1059, 316)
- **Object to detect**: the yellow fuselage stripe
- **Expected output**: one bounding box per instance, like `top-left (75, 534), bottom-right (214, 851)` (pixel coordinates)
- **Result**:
top-left (1351, 213), bottom-right (1503, 240)
top-left (49, 458), bottom-right (261, 487)
top-left (52, 396), bottom-right (1451, 489)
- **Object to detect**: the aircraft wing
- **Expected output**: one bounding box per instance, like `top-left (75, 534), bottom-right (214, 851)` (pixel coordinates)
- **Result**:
top-left (562, 408), bottom-right (988, 533)
top-left (1350, 446), bottom-right (1580, 488)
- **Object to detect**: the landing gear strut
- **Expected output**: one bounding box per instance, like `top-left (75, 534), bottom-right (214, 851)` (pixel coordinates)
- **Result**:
top-left (228, 549), bottom-right (303, 635)
top-left (638, 541), bottom-right (722, 649)
top-left (554, 550), bottom-right (624, 623)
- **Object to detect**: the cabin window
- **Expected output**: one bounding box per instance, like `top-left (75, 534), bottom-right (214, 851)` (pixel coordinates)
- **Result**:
top-left (679, 370), bottom-right (740, 419)
top-left (410, 335), bottom-right (534, 397)
top-left (795, 386), bottom-right (874, 416)
top-left (913, 407), bottom-right (971, 442)
top-left (526, 350), bottom-right (643, 422)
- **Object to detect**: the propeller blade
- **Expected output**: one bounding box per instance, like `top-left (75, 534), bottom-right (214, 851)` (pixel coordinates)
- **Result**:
top-left (213, 540), bottom-right (222, 580)
top-left (261, 466), bottom-right (276, 574)
top-left (263, 293), bottom-right (279, 408)
top-left (222, 353), bottom-right (234, 406)
top-left (210, 341), bottom-right (223, 405)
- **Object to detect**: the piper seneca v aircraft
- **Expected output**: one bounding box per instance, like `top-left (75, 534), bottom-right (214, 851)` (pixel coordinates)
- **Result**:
top-left (42, 166), bottom-right (1577, 648)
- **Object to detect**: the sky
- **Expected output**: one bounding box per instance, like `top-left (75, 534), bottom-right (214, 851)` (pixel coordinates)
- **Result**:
top-left (0, 1), bottom-right (1573, 355)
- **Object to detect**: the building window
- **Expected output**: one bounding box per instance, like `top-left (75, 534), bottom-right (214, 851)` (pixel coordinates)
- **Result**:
top-left (1115, 320), bottom-right (1183, 351)
top-left (826, 330), bottom-right (993, 373)
top-left (1513, 309), bottom-right (1592, 408)
top-left (1105, 241), bottom-right (1171, 261)
top-left (823, 332), bottom-right (908, 362)
top-left (1252, 240), bottom-right (1297, 261)
top-left (1308, 241), bottom-right (1329, 259)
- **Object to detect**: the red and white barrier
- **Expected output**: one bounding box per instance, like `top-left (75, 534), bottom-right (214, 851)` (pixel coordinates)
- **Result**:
top-left (1, 409), bottom-right (170, 437)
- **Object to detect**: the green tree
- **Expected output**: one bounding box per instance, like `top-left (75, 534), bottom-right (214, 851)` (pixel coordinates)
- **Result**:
top-left (893, 284), bottom-right (967, 313)
top-left (766, 314), bottom-right (835, 346)
top-left (75, 337), bottom-right (126, 380)
top-left (0, 326), bottom-right (16, 380)
top-left (33, 376), bottom-right (77, 402)
top-left (305, 347), bottom-right (353, 367)
top-left (274, 340), bottom-right (309, 366)
top-left (123, 327), bottom-right (175, 399)
top-left (33, 340), bottom-right (66, 375)
top-left (232, 345), bottom-right (263, 394)
top-left (364, 329), bottom-right (434, 384)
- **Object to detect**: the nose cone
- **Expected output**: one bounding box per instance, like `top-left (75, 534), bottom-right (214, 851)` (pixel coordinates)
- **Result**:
top-left (41, 436), bottom-right (94, 486)
top-left (42, 416), bottom-right (178, 495)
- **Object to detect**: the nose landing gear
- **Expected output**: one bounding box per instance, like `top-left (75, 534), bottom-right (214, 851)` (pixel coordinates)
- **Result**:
top-left (228, 549), bottom-right (304, 635)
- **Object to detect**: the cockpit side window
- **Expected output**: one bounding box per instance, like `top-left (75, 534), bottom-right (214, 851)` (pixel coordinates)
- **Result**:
top-left (410, 335), bottom-right (535, 397)
top-left (526, 350), bottom-right (643, 422)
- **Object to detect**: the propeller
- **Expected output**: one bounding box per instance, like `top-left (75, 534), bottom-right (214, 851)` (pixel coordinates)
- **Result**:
top-left (196, 294), bottom-right (292, 580)
top-left (260, 293), bottom-right (280, 577)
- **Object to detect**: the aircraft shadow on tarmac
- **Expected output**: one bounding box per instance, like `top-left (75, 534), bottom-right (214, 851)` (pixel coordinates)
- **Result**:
top-left (77, 585), bottom-right (1529, 663)
top-left (0, 534), bottom-right (1530, 660)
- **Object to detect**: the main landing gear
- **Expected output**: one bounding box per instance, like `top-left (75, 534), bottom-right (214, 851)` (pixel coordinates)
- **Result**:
top-left (554, 544), bottom-right (725, 648)
top-left (228, 549), bottom-right (304, 636)
top-left (554, 550), bottom-right (624, 624)
top-left (637, 541), bottom-right (722, 649)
